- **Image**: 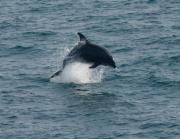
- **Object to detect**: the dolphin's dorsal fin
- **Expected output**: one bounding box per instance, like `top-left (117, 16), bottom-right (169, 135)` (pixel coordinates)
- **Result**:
top-left (77, 32), bottom-right (88, 43)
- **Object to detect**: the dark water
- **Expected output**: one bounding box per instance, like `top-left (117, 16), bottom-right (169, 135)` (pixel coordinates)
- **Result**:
top-left (1, 0), bottom-right (180, 138)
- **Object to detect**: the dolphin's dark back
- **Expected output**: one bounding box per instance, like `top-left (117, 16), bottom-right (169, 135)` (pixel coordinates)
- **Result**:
top-left (79, 42), bottom-right (112, 63)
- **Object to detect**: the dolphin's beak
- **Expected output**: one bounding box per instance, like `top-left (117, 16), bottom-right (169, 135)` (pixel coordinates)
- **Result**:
top-left (112, 63), bottom-right (116, 68)
top-left (111, 60), bottom-right (116, 68)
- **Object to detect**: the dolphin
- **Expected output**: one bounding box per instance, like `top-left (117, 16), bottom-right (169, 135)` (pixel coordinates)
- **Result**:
top-left (50, 32), bottom-right (116, 78)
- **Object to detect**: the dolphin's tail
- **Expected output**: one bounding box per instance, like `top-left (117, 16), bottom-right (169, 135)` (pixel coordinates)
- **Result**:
top-left (50, 70), bottom-right (62, 78)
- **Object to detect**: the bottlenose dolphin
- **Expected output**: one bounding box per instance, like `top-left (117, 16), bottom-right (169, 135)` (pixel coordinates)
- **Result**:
top-left (50, 32), bottom-right (116, 78)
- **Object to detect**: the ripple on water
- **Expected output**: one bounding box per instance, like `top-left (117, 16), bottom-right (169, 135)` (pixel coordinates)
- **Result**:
top-left (22, 31), bottom-right (57, 37)
top-left (1, 0), bottom-right (180, 139)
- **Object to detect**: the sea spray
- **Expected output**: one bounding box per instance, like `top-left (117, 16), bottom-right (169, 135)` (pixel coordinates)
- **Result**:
top-left (50, 62), bottom-right (103, 84)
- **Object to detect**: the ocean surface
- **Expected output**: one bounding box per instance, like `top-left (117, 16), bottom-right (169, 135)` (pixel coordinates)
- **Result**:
top-left (0, 0), bottom-right (180, 138)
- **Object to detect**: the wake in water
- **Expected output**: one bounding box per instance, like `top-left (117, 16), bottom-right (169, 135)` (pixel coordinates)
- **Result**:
top-left (50, 62), bottom-right (104, 84)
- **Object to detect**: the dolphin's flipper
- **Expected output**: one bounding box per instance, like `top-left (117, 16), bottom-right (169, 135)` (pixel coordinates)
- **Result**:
top-left (50, 70), bottom-right (62, 78)
top-left (89, 63), bottom-right (100, 68)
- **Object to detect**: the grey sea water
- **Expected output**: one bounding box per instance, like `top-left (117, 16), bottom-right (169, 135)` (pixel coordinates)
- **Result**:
top-left (0, 0), bottom-right (180, 138)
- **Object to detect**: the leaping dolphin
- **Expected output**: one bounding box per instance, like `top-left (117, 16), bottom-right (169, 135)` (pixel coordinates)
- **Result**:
top-left (50, 32), bottom-right (116, 78)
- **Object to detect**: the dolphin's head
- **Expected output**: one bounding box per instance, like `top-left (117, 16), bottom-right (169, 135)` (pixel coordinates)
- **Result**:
top-left (107, 56), bottom-right (116, 68)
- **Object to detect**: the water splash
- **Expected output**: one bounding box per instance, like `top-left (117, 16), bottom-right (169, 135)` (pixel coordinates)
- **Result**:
top-left (50, 47), bottom-right (104, 84)
top-left (50, 62), bottom-right (103, 84)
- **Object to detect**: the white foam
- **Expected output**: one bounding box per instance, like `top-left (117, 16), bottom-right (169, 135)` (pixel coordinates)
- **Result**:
top-left (50, 62), bottom-right (103, 84)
